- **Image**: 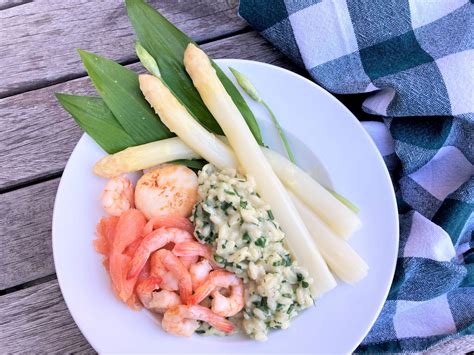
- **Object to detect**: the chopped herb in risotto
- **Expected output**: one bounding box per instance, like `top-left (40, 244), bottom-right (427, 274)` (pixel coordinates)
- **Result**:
top-left (193, 164), bottom-right (313, 340)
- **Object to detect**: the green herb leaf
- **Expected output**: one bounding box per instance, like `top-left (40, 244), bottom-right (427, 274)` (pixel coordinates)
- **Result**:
top-left (254, 237), bottom-right (267, 247)
top-left (267, 210), bottom-right (274, 220)
top-left (55, 94), bottom-right (135, 153)
top-left (213, 254), bottom-right (225, 265)
top-left (125, 0), bottom-right (263, 145)
top-left (242, 232), bottom-right (251, 244)
top-left (78, 49), bottom-right (172, 145)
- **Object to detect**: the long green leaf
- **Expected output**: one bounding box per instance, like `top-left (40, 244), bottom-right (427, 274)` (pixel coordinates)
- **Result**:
top-left (78, 49), bottom-right (173, 145)
top-left (55, 94), bottom-right (135, 153)
top-left (125, 0), bottom-right (263, 145)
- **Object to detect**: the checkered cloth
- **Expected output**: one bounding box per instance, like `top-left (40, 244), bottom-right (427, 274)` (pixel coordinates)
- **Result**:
top-left (239, 0), bottom-right (473, 352)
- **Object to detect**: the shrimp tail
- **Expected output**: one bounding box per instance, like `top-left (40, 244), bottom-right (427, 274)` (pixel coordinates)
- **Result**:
top-left (207, 316), bottom-right (235, 334)
top-left (188, 279), bottom-right (215, 305)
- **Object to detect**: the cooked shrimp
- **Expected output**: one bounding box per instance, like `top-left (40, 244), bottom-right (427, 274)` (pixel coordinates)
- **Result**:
top-left (189, 259), bottom-right (213, 289)
top-left (127, 227), bottom-right (193, 279)
top-left (162, 305), bottom-right (234, 336)
top-left (143, 214), bottom-right (194, 235)
top-left (147, 290), bottom-right (182, 314)
top-left (150, 252), bottom-right (179, 291)
top-left (101, 177), bottom-right (135, 216)
top-left (109, 209), bottom-right (146, 302)
top-left (189, 270), bottom-right (244, 317)
top-left (172, 241), bottom-right (218, 268)
top-left (179, 255), bottom-right (199, 269)
top-left (148, 249), bottom-right (192, 303)
top-left (136, 276), bottom-right (162, 309)
top-left (135, 165), bottom-right (198, 220)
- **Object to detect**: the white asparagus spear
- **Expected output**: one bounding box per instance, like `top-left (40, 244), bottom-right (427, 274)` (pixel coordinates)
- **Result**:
top-left (93, 137), bottom-right (199, 178)
top-left (262, 149), bottom-right (361, 240)
top-left (139, 74), bottom-right (238, 170)
top-left (290, 192), bottom-right (368, 283)
top-left (183, 43), bottom-right (336, 296)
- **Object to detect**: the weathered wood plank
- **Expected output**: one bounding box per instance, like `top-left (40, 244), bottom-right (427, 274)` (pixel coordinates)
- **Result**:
top-left (0, 0), bottom-right (246, 98)
top-left (0, 31), bottom-right (293, 191)
top-left (0, 179), bottom-right (59, 290)
top-left (0, 279), bottom-right (93, 353)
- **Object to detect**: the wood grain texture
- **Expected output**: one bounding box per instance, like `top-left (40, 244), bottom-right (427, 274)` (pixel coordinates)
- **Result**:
top-left (0, 0), bottom-right (246, 98)
top-left (0, 279), bottom-right (93, 353)
top-left (0, 179), bottom-right (59, 290)
top-left (0, 31), bottom-right (293, 191)
top-left (424, 336), bottom-right (474, 354)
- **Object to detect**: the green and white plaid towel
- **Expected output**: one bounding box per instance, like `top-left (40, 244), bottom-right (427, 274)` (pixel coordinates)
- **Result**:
top-left (239, 0), bottom-right (473, 352)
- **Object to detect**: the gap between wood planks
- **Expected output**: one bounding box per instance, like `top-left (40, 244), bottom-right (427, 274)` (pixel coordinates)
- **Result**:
top-left (0, 274), bottom-right (57, 296)
top-left (0, 0), bottom-right (33, 11)
top-left (0, 26), bottom-right (251, 101)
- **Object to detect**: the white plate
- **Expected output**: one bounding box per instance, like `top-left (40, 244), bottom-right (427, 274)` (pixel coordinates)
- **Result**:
top-left (53, 59), bottom-right (398, 353)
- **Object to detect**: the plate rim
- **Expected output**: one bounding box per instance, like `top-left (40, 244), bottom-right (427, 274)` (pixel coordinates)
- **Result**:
top-left (52, 58), bottom-right (399, 353)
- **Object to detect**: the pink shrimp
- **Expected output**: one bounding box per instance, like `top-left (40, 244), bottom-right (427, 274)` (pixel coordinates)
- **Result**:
top-left (179, 255), bottom-right (199, 269)
top-left (172, 241), bottom-right (219, 268)
top-left (189, 259), bottom-right (213, 290)
top-left (101, 176), bottom-right (134, 216)
top-left (150, 252), bottom-right (179, 291)
top-left (162, 305), bottom-right (234, 337)
top-left (127, 227), bottom-right (193, 280)
top-left (136, 276), bottom-right (162, 308)
top-left (188, 270), bottom-right (244, 317)
top-left (150, 249), bottom-right (192, 303)
top-left (109, 209), bottom-right (146, 303)
top-left (143, 214), bottom-right (194, 236)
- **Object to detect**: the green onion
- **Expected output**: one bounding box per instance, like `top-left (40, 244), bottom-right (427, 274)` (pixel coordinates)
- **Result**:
top-left (267, 210), bottom-right (274, 220)
top-left (302, 281), bottom-right (309, 288)
top-left (242, 232), bottom-right (251, 244)
top-left (213, 254), bottom-right (225, 265)
top-left (135, 41), bottom-right (161, 78)
top-left (327, 188), bottom-right (360, 213)
top-left (224, 189), bottom-right (236, 195)
top-left (230, 67), bottom-right (296, 163)
top-left (239, 199), bottom-right (248, 209)
top-left (287, 303), bottom-right (295, 314)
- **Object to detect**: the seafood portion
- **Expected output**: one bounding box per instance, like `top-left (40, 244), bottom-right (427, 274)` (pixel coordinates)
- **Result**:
top-left (94, 164), bottom-right (244, 338)
top-left (135, 165), bottom-right (198, 219)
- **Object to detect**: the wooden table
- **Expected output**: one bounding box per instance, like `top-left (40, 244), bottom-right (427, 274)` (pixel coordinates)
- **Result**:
top-left (0, 1), bottom-right (471, 353)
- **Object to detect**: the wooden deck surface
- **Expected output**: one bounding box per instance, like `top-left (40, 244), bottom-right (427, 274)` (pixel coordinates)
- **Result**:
top-left (0, 0), bottom-right (471, 353)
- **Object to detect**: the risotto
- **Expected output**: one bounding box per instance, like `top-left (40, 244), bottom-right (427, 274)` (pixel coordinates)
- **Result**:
top-left (192, 164), bottom-right (313, 340)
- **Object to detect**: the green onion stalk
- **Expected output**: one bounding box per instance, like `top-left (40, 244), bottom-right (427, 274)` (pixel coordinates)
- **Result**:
top-left (230, 67), bottom-right (297, 164)
top-left (230, 67), bottom-right (359, 213)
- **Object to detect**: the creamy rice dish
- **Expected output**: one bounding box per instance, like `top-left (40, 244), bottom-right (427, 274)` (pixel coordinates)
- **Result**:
top-left (193, 164), bottom-right (313, 340)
